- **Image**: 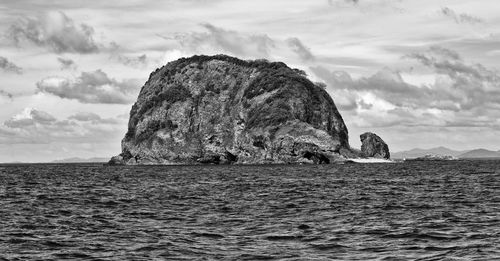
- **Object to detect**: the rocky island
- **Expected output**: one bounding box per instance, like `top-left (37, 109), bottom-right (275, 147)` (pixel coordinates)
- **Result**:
top-left (360, 132), bottom-right (390, 159)
top-left (110, 55), bottom-right (389, 165)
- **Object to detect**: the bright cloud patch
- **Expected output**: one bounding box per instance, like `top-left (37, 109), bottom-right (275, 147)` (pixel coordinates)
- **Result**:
top-left (312, 46), bottom-right (500, 130)
top-left (5, 108), bottom-right (56, 128)
top-left (169, 23), bottom-right (275, 59)
top-left (165, 23), bottom-right (318, 64)
top-left (8, 11), bottom-right (99, 54)
top-left (0, 56), bottom-right (23, 74)
top-left (0, 108), bottom-right (125, 145)
top-left (36, 70), bottom-right (141, 104)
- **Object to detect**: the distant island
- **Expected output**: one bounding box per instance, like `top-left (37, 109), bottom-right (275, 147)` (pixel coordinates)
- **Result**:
top-left (458, 149), bottom-right (500, 159)
top-left (392, 147), bottom-right (500, 159)
top-left (109, 55), bottom-right (390, 165)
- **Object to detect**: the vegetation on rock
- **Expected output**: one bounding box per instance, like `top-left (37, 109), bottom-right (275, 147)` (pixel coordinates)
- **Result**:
top-left (112, 54), bottom-right (352, 165)
top-left (360, 132), bottom-right (390, 159)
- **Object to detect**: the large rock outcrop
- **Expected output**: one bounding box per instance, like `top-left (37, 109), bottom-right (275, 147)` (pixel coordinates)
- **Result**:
top-left (360, 132), bottom-right (390, 159)
top-left (111, 54), bottom-right (351, 165)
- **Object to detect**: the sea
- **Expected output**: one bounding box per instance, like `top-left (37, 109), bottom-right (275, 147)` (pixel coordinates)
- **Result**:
top-left (0, 160), bottom-right (499, 260)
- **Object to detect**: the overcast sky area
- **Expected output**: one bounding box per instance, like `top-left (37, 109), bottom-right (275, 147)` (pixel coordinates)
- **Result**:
top-left (1, 0), bottom-right (500, 162)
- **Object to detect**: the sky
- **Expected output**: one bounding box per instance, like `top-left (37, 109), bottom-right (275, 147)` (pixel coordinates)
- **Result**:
top-left (1, 0), bottom-right (500, 162)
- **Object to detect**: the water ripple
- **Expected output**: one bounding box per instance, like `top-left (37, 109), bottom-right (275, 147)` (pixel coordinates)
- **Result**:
top-left (0, 161), bottom-right (499, 260)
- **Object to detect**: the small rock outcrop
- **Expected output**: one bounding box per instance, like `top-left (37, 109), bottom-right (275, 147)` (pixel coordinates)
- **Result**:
top-left (111, 54), bottom-right (352, 165)
top-left (360, 132), bottom-right (390, 159)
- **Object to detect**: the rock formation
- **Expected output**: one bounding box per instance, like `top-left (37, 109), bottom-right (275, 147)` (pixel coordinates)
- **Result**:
top-left (110, 54), bottom-right (352, 165)
top-left (360, 132), bottom-right (390, 159)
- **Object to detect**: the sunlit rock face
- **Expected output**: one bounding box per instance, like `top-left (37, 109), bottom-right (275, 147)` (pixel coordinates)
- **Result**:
top-left (360, 132), bottom-right (390, 159)
top-left (111, 54), bottom-right (351, 165)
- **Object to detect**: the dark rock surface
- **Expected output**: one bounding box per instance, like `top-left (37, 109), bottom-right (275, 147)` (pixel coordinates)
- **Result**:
top-left (111, 54), bottom-right (351, 165)
top-left (360, 132), bottom-right (390, 159)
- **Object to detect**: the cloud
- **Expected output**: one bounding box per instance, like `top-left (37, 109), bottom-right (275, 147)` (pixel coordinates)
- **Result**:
top-left (36, 69), bottom-right (141, 104)
top-left (0, 57), bottom-right (23, 74)
top-left (312, 66), bottom-right (432, 110)
top-left (57, 57), bottom-right (77, 70)
top-left (5, 108), bottom-right (56, 128)
top-left (118, 54), bottom-right (148, 67)
top-left (311, 46), bottom-right (500, 129)
top-left (68, 112), bottom-right (101, 122)
top-left (108, 42), bottom-right (149, 68)
top-left (286, 37), bottom-right (315, 62)
top-left (0, 108), bottom-right (125, 145)
top-left (405, 49), bottom-right (500, 111)
top-left (0, 90), bottom-right (13, 100)
top-left (322, 46), bottom-right (500, 110)
top-left (407, 46), bottom-right (499, 81)
top-left (164, 23), bottom-right (322, 63)
top-left (68, 112), bottom-right (119, 124)
top-left (171, 23), bottom-right (275, 58)
top-left (427, 45), bottom-right (461, 60)
top-left (440, 7), bottom-right (482, 24)
top-left (7, 11), bottom-right (99, 53)
top-left (328, 0), bottom-right (359, 5)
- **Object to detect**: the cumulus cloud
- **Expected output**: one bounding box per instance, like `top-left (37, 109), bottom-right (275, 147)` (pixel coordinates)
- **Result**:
top-left (119, 54), bottom-right (148, 67)
top-left (440, 7), bottom-right (482, 24)
top-left (405, 47), bottom-right (500, 110)
top-left (57, 57), bottom-right (77, 70)
top-left (108, 42), bottom-right (149, 68)
top-left (68, 112), bottom-right (119, 124)
top-left (312, 46), bottom-right (500, 129)
top-left (328, 0), bottom-right (359, 5)
top-left (286, 37), bottom-right (315, 62)
top-left (0, 57), bottom-right (23, 74)
top-left (312, 66), bottom-right (430, 110)
top-left (427, 45), bottom-right (461, 60)
top-left (406, 47), bottom-right (491, 81)
top-left (171, 23), bottom-right (275, 58)
top-left (0, 90), bottom-right (13, 100)
top-left (0, 108), bottom-right (125, 145)
top-left (164, 23), bottom-right (321, 63)
top-left (8, 11), bottom-right (99, 53)
top-left (5, 108), bottom-right (56, 128)
top-left (36, 70), bottom-right (141, 104)
top-left (68, 112), bottom-right (101, 122)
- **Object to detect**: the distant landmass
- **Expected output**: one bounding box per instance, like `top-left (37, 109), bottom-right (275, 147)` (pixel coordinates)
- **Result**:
top-left (51, 157), bottom-right (109, 163)
top-left (391, 147), bottom-right (467, 159)
top-left (392, 147), bottom-right (500, 159)
top-left (457, 149), bottom-right (500, 159)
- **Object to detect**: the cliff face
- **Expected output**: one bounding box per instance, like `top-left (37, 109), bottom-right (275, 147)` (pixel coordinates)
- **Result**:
top-left (113, 55), bottom-right (350, 164)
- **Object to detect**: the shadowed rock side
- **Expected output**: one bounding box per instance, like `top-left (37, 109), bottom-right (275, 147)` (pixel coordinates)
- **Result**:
top-left (360, 132), bottom-right (390, 159)
top-left (110, 54), bottom-right (351, 165)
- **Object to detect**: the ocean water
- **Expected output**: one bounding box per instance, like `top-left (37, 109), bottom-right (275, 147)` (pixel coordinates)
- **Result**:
top-left (0, 161), bottom-right (499, 260)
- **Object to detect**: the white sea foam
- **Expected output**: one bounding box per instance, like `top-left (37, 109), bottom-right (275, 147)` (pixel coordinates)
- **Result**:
top-left (346, 158), bottom-right (396, 163)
